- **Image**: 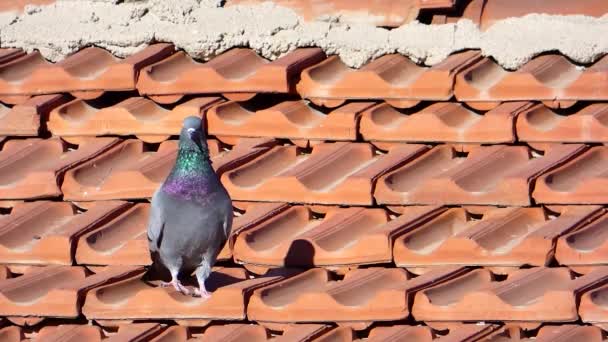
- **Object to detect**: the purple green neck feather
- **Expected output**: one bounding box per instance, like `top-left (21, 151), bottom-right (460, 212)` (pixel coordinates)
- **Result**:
top-left (162, 143), bottom-right (216, 201)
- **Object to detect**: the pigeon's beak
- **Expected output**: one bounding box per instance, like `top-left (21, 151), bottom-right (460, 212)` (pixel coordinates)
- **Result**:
top-left (187, 128), bottom-right (205, 151)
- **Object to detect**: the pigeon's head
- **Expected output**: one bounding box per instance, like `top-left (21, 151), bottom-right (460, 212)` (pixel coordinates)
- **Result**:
top-left (179, 116), bottom-right (207, 152)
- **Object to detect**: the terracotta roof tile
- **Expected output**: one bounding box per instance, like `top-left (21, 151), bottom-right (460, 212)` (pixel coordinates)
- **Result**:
top-left (360, 101), bottom-right (532, 144)
top-left (211, 137), bottom-right (278, 176)
top-left (0, 1), bottom-right (55, 13)
top-left (0, 326), bottom-right (23, 342)
top-left (233, 205), bottom-right (443, 267)
top-left (0, 94), bottom-right (70, 138)
top-left (0, 44), bottom-right (174, 98)
top-left (413, 266), bottom-right (608, 323)
top-left (534, 146), bottom-right (608, 204)
top-left (0, 265), bottom-right (142, 318)
top-left (207, 100), bottom-right (374, 143)
top-left (150, 326), bottom-right (188, 342)
top-left (226, 0), bottom-right (438, 27)
top-left (0, 201), bottom-right (130, 266)
top-left (49, 96), bottom-right (223, 143)
top-left (516, 103), bottom-right (608, 143)
top-left (297, 51), bottom-right (482, 108)
top-left (0, 137), bottom-right (120, 200)
top-left (579, 281), bottom-right (608, 327)
top-left (556, 210), bottom-right (608, 269)
top-left (393, 205), bottom-right (602, 269)
top-left (137, 48), bottom-right (325, 103)
top-left (35, 325), bottom-right (102, 341)
top-left (222, 142), bottom-right (428, 205)
top-left (105, 323), bottom-right (164, 341)
top-left (535, 325), bottom-right (607, 341)
top-left (313, 324), bottom-right (499, 341)
top-left (375, 144), bottom-right (586, 206)
top-left (247, 266), bottom-right (467, 327)
top-left (83, 267), bottom-right (285, 323)
top-left (194, 324), bottom-right (331, 341)
top-left (75, 203), bottom-right (151, 267)
top-left (455, 54), bottom-right (608, 104)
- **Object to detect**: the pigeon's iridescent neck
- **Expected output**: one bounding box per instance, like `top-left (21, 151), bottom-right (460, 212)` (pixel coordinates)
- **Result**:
top-left (162, 147), bottom-right (215, 201)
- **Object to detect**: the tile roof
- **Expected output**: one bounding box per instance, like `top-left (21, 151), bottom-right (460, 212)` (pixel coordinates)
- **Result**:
top-left (0, 16), bottom-right (606, 337)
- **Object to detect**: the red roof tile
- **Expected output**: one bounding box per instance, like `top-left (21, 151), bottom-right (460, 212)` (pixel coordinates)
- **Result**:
top-left (0, 326), bottom-right (23, 342)
top-left (455, 54), bottom-right (608, 103)
top-left (233, 205), bottom-right (443, 267)
top-left (83, 267), bottom-right (284, 323)
top-left (375, 144), bottom-right (585, 206)
top-left (196, 324), bottom-right (331, 341)
top-left (49, 96), bottom-right (223, 143)
top-left (297, 51), bottom-right (482, 107)
top-left (137, 48), bottom-right (325, 102)
top-left (413, 266), bottom-right (608, 323)
top-left (393, 205), bottom-right (602, 269)
top-left (0, 137), bottom-right (119, 200)
top-left (0, 94), bottom-right (70, 138)
top-left (0, 201), bottom-right (130, 266)
top-left (534, 146), bottom-right (608, 204)
top-left (360, 101), bottom-right (532, 144)
top-left (556, 210), bottom-right (608, 269)
top-left (207, 100), bottom-right (374, 143)
top-left (0, 265), bottom-right (142, 318)
top-left (35, 325), bottom-right (102, 341)
top-left (247, 266), bottom-right (467, 327)
top-left (579, 281), bottom-right (608, 327)
top-left (516, 103), bottom-right (608, 143)
top-left (222, 142), bottom-right (427, 205)
top-left (0, 44), bottom-right (174, 98)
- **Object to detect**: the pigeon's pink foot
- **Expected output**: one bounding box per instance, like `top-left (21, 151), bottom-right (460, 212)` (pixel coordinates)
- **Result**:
top-left (160, 280), bottom-right (190, 295)
top-left (193, 287), bottom-right (211, 299)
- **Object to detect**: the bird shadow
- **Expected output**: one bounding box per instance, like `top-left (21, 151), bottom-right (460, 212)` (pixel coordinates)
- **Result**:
top-left (284, 239), bottom-right (316, 267)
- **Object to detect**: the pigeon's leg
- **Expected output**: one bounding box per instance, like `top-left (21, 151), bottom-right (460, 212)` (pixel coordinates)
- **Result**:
top-left (160, 268), bottom-right (190, 296)
top-left (193, 263), bottom-right (212, 299)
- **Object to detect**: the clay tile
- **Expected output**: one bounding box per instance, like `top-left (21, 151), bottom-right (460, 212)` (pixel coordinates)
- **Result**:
top-left (534, 325), bottom-right (606, 342)
top-left (193, 324), bottom-right (330, 341)
top-left (0, 94), bottom-right (70, 137)
top-left (227, 0), bottom-right (428, 27)
top-left (375, 143), bottom-right (586, 206)
top-left (207, 100), bottom-right (375, 143)
top-left (413, 266), bottom-right (608, 323)
top-left (105, 323), bottom-right (164, 341)
top-left (0, 1), bottom-right (55, 13)
top-left (218, 202), bottom-right (290, 261)
top-left (580, 281), bottom-right (608, 326)
top-left (75, 203), bottom-right (152, 267)
top-left (211, 137), bottom-right (278, 176)
top-left (394, 205), bottom-right (603, 269)
top-left (150, 326), bottom-right (189, 342)
top-left (556, 209), bottom-right (608, 268)
top-left (247, 266), bottom-right (467, 326)
top-left (137, 48), bottom-right (325, 102)
top-left (36, 325), bottom-right (102, 341)
top-left (222, 142), bottom-right (428, 205)
top-left (297, 51), bottom-right (482, 108)
top-left (0, 200), bottom-right (131, 265)
top-left (61, 139), bottom-right (178, 201)
top-left (0, 49), bottom-right (26, 64)
top-left (0, 326), bottom-right (23, 342)
top-left (534, 146), bottom-right (608, 204)
top-left (234, 205), bottom-right (444, 267)
top-left (481, 0), bottom-right (608, 30)
top-left (455, 55), bottom-right (608, 104)
top-left (0, 44), bottom-right (174, 98)
top-left (0, 265), bottom-right (8, 280)
top-left (0, 137), bottom-right (120, 200)
top-left (360, 101), bottom-right (533, 144)
top-left (83, 267), bottom-right (286, 323)
top-left (517, 103), bottom-right (608, 143)
top-left (0, 265), bottom-right (142, 318)
top-left (49, 96), bottom-right (223, 143)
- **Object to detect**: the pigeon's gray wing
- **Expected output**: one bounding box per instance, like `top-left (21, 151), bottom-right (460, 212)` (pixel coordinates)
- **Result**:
top-left (147, 189), bottom-right (165, 254)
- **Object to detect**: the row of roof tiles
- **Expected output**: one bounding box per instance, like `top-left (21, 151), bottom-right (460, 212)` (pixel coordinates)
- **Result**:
top-left (4, 322), bottom-right (604, 341)
top-left (6, 94), bottom-right (608, 145)
top-left (1, 265), bottom-right (608, 330)
top-left (1, 201), bottom-right (606, 270)
top-left (0, 46), bottom-right (607, 106)
top-left (1, 137), bottom-right (607, 205)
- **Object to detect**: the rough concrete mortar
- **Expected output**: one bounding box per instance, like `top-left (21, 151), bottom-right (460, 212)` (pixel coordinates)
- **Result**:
top-left (1, 0), bottom-right (607, 69)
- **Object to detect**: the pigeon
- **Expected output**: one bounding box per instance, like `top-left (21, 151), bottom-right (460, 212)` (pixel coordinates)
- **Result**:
top-left (147, 116), bottom-right (233, 298)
